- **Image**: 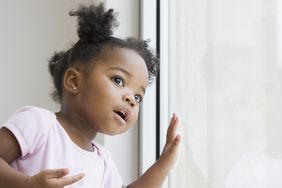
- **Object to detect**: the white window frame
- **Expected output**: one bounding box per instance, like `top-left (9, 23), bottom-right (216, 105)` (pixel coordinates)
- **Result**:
top-left (140, 0), bottom-right (171, 187)
top-left (139, 0), bottom-right (157, 174)
top-left (158, 1), bottom-right (172, 188)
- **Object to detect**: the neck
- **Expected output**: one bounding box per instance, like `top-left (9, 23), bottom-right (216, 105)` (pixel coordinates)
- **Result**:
top-left (56, 108), bottom-right (97, 152)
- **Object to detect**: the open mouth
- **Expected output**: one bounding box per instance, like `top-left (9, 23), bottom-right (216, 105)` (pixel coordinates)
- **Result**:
top-left (114, 110), bottom-right (128, 122)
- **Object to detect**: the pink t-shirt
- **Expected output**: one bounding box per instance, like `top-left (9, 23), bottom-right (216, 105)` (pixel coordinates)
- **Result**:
top-left (2, 106), bottom-right (123, 188)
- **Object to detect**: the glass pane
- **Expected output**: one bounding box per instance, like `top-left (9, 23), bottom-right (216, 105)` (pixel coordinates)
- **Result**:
top-left (168, 0), bottom-right (282, 188)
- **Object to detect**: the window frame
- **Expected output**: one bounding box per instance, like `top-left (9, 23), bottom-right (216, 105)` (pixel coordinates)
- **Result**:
top-left (140, 0), bottom-right (171, 187)
top-left (139, 0), bottom-right (158, 175)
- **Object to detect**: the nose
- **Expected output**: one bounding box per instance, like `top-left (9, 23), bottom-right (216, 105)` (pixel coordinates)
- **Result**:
top-left (123, 94), bottom-right (136, 107)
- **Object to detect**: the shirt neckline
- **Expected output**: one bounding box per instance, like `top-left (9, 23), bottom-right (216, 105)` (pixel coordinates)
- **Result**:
top-left (51, 112), bottom-right (99, 157)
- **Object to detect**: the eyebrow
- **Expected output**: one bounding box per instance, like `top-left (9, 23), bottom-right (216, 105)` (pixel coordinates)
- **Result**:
top-left (109, 66), bottom-right (132, 77)
top-left (108, 66), bottom-right (146, 94)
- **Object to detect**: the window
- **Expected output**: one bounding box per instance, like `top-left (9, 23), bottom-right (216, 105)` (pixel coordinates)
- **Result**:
top-left (142, 0), bottom-right (282, 187)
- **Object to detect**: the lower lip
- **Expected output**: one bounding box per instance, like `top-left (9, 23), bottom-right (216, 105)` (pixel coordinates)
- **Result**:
top-left (113, 113), bottom-right (126, 126)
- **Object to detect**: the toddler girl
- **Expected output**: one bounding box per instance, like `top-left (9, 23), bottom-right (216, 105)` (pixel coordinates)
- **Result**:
top-left (0, 3), bottom-right (180, 188)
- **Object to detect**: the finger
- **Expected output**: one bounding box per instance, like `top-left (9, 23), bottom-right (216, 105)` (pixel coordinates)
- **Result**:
top-left (59, 173), bottom-right (85, 186)
top-left (166, 113), bottom-right (179, 143)
top-left (43, 168), bottom-right (69, 178)
top-left (166, 113), bottom-right (176, 140)
top-left (174, 134), bottom-right (181, 145)
top-left (168, 134), bottom-right (181, 154)
top-left (166, 113), bottom-right (177, 142)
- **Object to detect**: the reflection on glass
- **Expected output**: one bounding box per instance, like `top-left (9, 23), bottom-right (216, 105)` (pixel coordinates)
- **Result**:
top-left (167, 0), bottom-right (282, 187)
top-left (224, 66), bottom-right (282, 188)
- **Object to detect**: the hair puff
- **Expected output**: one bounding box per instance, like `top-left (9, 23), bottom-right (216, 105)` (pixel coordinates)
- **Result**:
top-left (69, 3), bottom-right (119, 43)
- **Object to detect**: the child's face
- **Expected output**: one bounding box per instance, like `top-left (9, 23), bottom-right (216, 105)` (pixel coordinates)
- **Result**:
top-left (75, 47), bottom-right (148, 135)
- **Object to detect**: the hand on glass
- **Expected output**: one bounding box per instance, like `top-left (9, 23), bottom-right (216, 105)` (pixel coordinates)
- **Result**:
top-left (158, 113), bottom-right (181, 171)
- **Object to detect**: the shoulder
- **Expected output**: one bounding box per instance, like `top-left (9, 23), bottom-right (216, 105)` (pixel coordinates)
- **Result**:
top-left (3, 105), bottom-right (56, 136)
top-left (234, 151), bottom-right (262, 167)
top-left (11, 105), bottom-right (53, 116)
top-left (225, 150), bottom-right (262, 186)
top-left (8, 106), bottom-right (55, 124)
top-left (2, 106), bottom-right (57, 156)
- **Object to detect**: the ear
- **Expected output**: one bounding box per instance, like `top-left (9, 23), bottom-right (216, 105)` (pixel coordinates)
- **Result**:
top-left (63, 67), bottom-right (82, 95)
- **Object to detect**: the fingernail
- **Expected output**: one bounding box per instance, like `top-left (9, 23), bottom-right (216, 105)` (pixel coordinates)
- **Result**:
top-left (62, 168), bottom-right (69, 174)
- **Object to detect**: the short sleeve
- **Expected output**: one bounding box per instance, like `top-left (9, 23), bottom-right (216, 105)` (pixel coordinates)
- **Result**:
top-left (2, 106), bottom-right (51, 158)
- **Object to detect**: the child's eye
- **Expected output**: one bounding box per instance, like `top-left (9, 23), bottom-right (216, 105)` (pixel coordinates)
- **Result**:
top-left (112, 76), bottom-right (124, 86)
top-left (134, 95), bottom-right (143, 103)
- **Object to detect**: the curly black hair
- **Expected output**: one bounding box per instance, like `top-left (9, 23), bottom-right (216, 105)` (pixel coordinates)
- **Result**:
top-left (48, 3), bottom-right (159, 103)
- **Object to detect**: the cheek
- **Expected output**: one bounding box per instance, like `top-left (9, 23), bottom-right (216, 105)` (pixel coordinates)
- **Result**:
top-left (80, 79), bottom-right (111, 102)
top-left (130, 107), bottom-right (140, 124)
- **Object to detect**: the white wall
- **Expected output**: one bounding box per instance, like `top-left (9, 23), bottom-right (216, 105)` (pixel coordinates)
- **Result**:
top-left (0, 1), bottom-right (106, 120)
top-left (0, 0), bottom-right (138, 185)
top-left (0, 1), bottom-right (78, 121)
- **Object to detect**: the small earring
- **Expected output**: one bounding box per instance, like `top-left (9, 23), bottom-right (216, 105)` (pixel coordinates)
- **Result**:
top-left (73, 87), bottom-right (77, 91)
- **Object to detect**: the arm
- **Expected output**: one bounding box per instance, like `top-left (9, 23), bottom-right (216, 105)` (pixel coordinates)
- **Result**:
top-left (0, 127), bottom-right (30, 188)
top-left (0, 127), bottom-right (84, 188)
top-left (126, 113), bottom-right (181, 188)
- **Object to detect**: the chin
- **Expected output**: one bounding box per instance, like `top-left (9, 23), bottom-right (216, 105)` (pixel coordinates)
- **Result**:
top-left (103, 128), bottom-right (126, 136)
